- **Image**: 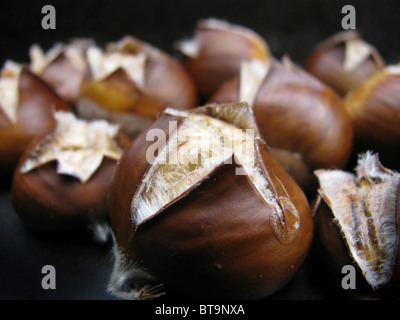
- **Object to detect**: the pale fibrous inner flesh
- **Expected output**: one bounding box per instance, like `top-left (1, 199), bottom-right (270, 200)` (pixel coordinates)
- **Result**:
top-left (343, 39), bottom-right (375, 71)
top-left (131, 108), bottom-right (298, 234)
top-left (0, 60), bottom-right (21, 123)
top-left (239, 59), bottom-right (269, 107)
top-left (315, 152), bottom-right (399, 290)
top-left (20, 111), bottom-right (123, 183)
top-left (86, 46), bottom-right (146, 88)
top-left (29, 41), bottom-right (89, 75)
top-left (385, 63), bottom-right (400, 76)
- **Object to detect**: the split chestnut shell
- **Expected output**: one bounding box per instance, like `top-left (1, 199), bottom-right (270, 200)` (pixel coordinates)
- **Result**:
top-left (303, 30), bottom-right (384, 97)
top-left (11, 111), bottom-right (130, 243)
top-left (107, 102), bottom-right (313, 299)
top-left (0, 62), bottom-right (70, 174)
top-left (29, 39), bottom-right (92, 104)
top-left (77, 36), bottom-right (198, 139)
top-left (313, 152), bottom-right (400, 298)
top-left (209, 57), bottom-right (354, 191)
top-left (175, 18), bottom-right (270, 97)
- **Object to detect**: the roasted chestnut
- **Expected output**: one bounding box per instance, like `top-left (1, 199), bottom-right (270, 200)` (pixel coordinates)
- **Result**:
top-left (107, 102), bottom-right (313, 299)
top-left (343, 63), bottom-right (400, 170)
top-left (313, 152), bottom-right (400, 299)
top-left (0, 61), bottom-right (70, 175)
top-left (11, 111), bottom-right (130, 243)
top-left (29, 39), bottom-right (92, 105)
top-left (303, 30), bottom-right (384, 97)
top-left (209, 56), bottom-right (354, 192)
top-left (175, 18), bottom-right (270, 97)
top-left (77, 36), bottom-right (198, 139)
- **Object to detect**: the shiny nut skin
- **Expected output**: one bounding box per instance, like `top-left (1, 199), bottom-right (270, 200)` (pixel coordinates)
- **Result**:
top-left (11, 129), bottom-right (130, 237)
top-left (107, 104), bottom-right (313, 300)
top-left (344, 65), bottom-right (400, 170)
top-left (303, 30), bottom-right (384, 97)
top-left (78, 36), bottom-right (198, 136)
top-left (0, 67), bottom-right (70, 174)
top-left (175, 18), bottom-right (270, 97)
top-left (209, 58), bottom-right (354, 185)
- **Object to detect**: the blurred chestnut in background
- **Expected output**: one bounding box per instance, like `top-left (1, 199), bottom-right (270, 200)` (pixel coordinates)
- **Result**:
top-left (343, 63), bottom-right (400, 170)
top-left (77, 36), bottom-right (198, 139)
top-left (107, 102), bottom-right (313, 300)
top-left (175, 18), bottom-right (270, 98)
top-left (209, 56), bottom-right (354, 192)
top-left (0, 62), bottom-right (70, 175)
top-left (29, 39), bottom-right (93, 105)
top-left (313, 152), bottom-right (400, 299)
top-left (303, 30), bottom-right (385, 97)
top-left (11, 111), bottom-right (130, 243)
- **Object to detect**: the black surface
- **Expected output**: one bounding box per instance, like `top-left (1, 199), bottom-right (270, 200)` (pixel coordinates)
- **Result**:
top-left (0, 180), bottom-right (345, 300)
top-left (0, 180), bottom-right (114, 300)
top-left (1, 0), bottom-right (400, 301)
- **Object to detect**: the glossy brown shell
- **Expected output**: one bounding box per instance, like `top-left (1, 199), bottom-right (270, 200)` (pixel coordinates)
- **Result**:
top-left (11, 130), bottom-right (130, 234)
top-left (344, 71), bottom-right (400, 170)
top-left (176, 21), bottom-right (269, 97)
top-left (0, 67), bottom-right (70, 173)
top-left (79, 43), bottom-right (198, 119)
top-left (346, 73), bottom-right (400, 144)
top-left (38, 51), bottom-right (87, 104)
top-left (303, 31), bottom-right (384, 97)
top-left (210, 59), bottom-right (354, 172)
top-left (108, 109), bottom-right (313, 299)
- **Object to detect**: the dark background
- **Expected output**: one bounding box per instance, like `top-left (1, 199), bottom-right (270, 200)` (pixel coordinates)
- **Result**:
top-left (1, 0), bottom-right (399, 66)
top-left (0, 0), bottom-right (399, 301)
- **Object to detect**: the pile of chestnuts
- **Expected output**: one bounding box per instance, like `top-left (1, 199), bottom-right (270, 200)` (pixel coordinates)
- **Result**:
top-left (1, 18), bottom-right (400, 300)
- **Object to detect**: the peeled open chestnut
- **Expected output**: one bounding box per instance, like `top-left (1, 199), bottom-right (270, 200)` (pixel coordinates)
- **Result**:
top-left (0, 61), bottom-right (70, 174)
top-left (11, 111), bottom-right (130, 243)
top-left (77, 36), bottom-right (197, 139)
top-left (175, 18), bottom-right (270, 97)
top-left (29, 39), bottom-right (93, 105)
top-left (107, 102), bottom-right (313, 300)
top-left (343, 63), bottom-right (400, 170)
top-left (209, 56), bottom-right (354, 192)
top-left (303, 30), bottom-right (384, 97)
top-left (313, 152), bottom-right (400, 299)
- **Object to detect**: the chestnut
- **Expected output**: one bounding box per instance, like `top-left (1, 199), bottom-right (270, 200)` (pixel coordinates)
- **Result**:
top-left (209, 56), bottom-right (354, 192)
top-left (107, 102), bottom-right (313, 299)
top-left (303, 30), bottom-right (384, 97)
top-left (313, 152), bottom-right (400, 299)
top-left (343, 63), bottom-right (400, 170)
top-left (29, 39), bottom-right (92, 105)
top-left (76, 36), bottom-right (198, 139)
top-left (0, 61), bottom-right (70, 175)
top-left (175, 18), bottom-right (270, 97)
top-left (11, 111), bottom-right (130, 243)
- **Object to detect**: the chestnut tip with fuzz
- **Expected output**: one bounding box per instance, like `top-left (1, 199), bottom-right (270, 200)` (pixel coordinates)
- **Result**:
top-left (76, 36), bottom-right (198, 139)
top-left (209, 56), bottom-right (354, 193)
top-left (175, 18), bottom-right (270, 97)
top-left (313, 152), bottom-right (400, 299)
top-left (11, 111), bottom-right (130, 243)
top-left (0, 62), bottom-right (71, 175)
top-left (107, 102), bottom-right (313, 300)
top-left (303, 30), bottom-right (384, 97)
